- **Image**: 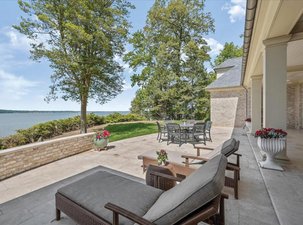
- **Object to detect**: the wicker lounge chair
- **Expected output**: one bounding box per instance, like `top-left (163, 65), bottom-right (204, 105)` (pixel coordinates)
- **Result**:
top-left (183, 138), bottom-right (241, 199)
top-left (55, 154), bottom-right (227, 225)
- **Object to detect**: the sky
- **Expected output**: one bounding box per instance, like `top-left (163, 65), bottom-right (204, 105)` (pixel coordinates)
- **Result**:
top-left (0, 0), bottom-right (245, 111)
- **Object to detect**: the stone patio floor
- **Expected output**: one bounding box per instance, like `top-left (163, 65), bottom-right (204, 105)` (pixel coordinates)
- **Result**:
top-left (0, 127), bottom-right (302, 225)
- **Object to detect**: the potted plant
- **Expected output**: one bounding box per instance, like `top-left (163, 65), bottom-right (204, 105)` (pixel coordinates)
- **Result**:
top-left (156, 149), bottom-right (168, 166)
top-left (255, 128), bottom-right (287, 171)
top-left (245, 118), bottom-right (252, 133)
top-left (93, 129), bottom-right (111, 151)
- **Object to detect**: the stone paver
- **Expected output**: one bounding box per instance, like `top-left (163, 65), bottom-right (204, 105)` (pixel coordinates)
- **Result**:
top-left (0, 127), bottom-right (287, 225)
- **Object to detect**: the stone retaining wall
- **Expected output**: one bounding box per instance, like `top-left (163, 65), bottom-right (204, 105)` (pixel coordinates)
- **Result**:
top-left (0, 133), bottom-right (94, 181)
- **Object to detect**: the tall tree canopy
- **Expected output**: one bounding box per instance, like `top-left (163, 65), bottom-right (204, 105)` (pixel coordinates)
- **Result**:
top-left (125, 0), bottom-right (215, 120)
top-left (214, 42), bottom-right (243, 66)
top-left (14, 0), bottom-right (133, 133)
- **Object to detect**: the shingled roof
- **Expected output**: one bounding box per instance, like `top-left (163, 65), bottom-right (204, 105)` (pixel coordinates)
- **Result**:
top-left (206, 57), bottom-right (242, 90)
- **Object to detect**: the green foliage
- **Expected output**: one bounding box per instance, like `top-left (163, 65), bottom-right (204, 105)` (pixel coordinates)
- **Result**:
top-left (125, 0), bottom-right (215, 120)
top-left (104, 123), bottom-right (157, 142)
top-left (0, 113), bottom-right (145, 150)
top-left (14, 0), bottom-right (133, 133)
top-left (214, 42), bottom-right (243, 66)
top-left (105, 113), bottom-right (146, 123)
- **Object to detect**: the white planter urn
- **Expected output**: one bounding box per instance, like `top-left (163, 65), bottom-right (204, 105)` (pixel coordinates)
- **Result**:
top-left (257, 137), bottom-right (285, 171)
top-left (245, 121), bottom-right (252, 133)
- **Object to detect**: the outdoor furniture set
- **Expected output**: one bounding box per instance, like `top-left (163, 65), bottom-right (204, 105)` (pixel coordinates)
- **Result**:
top-left (55, 154), bottom-right (228, 225)
top-left (156, 120), bottom-right (212, 146)
top-left (138, 138), bottom-right (241, 199)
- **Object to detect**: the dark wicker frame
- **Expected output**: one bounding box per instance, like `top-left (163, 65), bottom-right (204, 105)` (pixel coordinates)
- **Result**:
top-left (56, 169), bottom-right (227, 225)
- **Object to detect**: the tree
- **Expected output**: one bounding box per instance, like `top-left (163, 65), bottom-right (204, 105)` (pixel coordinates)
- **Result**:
top-left (14, 0), bottom-right (133, 133)
top-left (125, 0), bottom-right (214, 119)
top-left (214, 42), bottom-right (243, 66)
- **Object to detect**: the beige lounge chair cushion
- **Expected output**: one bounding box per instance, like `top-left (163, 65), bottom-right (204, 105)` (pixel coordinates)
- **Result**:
top-left (143, 154), bottom-right (227, 225)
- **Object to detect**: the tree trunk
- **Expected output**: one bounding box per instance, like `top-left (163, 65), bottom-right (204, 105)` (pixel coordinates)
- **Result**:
top-left (80, 95), bottom-right (88, 134)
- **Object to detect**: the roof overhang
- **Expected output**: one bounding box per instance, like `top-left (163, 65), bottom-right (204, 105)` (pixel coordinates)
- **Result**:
top-left (242, 0), bottom-right (303, 87)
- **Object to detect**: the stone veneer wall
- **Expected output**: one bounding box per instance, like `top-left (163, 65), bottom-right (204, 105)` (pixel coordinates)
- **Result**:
top-left (210, 87), bottom-right (246, 127)
top-left (0, 133), bottom-right (94, 181)
top-left (287, 82), bottom-right (303, 129)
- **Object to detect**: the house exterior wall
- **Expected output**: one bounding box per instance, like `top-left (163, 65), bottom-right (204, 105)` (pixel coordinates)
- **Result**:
top-left (247, 87), bottom-right (251, 118)
top-left (210, 88), bottom-right (246, 127)
top-left (287, 84), bottom-right (296, 128)
top-left (287, 82), bottom-right (303, 129)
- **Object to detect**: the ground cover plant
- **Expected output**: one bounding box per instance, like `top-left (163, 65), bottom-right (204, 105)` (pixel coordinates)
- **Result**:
top-left (104, 123), bottom-right (157, 143)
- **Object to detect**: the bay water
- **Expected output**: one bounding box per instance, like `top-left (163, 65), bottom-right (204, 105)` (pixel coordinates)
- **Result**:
top-left (0, 111), bottom-right (129, 138)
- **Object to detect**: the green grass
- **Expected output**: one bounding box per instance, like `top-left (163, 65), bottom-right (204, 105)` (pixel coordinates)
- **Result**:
top-left (104, 122), bottom-right (158, 142)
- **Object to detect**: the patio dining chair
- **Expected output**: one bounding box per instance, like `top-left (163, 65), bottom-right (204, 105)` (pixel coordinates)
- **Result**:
top-left (190, 122), bottom-right (206, 146)
top-left (55, 154), bottom-right (228, 225)
top-left (156, 121), bottom-right (167, 142)
top-left (166, 123), bottom-right (187, 146)
top-left (205, 121), bottom-right (212, 142)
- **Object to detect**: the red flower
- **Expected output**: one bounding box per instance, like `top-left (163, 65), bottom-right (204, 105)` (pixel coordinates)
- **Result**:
top-left (102, 130), bottom-right (110, 138)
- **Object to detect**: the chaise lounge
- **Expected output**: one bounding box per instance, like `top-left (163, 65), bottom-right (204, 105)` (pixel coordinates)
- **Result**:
top-left (55, 154), bottom-right (227, 225)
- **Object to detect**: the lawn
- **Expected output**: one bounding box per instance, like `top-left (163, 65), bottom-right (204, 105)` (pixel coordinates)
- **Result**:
top-left (104, 122), bottom-right (158, 142)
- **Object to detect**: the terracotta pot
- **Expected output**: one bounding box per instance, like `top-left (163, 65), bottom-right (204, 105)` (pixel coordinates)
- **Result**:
top-left (257, 137), bottom-right (285, 171)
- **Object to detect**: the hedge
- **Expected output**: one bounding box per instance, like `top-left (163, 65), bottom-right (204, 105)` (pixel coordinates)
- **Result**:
top-left (0, 113), bottom-right (146, 150)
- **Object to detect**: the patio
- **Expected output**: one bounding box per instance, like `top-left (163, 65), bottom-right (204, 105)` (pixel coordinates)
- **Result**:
top-left (0, 127), bottom-right (302, 225)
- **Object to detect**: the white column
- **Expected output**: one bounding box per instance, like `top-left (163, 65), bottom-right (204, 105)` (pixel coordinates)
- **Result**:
top-left (263, 35), bottom-right (290, 160)
top-left (251, 75), bottom-right (262, 133)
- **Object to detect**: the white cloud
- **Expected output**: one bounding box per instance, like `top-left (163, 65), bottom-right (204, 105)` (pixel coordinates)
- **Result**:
top-left (114, 55), bottom-right (133, 74)
top-left (222, 0), bottom-right (246, 23)
top-left (204, 38), bottom-right (224, 56)
top-left (0, 70), bottom-right (38, 100)
top-left (122, 80), bottom-right (132, 91)
top-left (3, 27), bottom-right (31, 51)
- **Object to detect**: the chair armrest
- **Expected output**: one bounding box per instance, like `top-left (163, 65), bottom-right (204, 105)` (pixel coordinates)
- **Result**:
top-left (221, 192), bottom-right (229, 199)
top-left (105, 202), bottom-right (155, 225)
top-left (181, 154), bottom-right (209, 161)
top-left (149, 171), bottom-right (184, 182)
top-left (232, 152), bottom-right (242, 157)
top-left (194, 146), bottom-right (214, 156)
top-left (181, 155), bottom-right (208, 166)
top-left (195, 146), bottom-right (214, 150)
top-left (226, 163), bottom-right (240, 171)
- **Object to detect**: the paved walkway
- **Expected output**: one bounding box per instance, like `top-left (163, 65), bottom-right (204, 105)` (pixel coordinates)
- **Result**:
top-left (248, 129), bottom-right (303, 225)
top-left (0, 127), bottom-right (288, 225)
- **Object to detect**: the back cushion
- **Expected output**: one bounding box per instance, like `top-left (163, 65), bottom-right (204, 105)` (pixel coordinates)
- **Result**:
top-left (143, 154), bottom-right (227, 225)
top-left (221, 138), bottom-right (237, 156)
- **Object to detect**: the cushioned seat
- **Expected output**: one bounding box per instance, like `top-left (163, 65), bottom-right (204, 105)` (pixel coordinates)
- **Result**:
top-left (56, 154), bottom-right (227, 225)
top-left (143, 154), bottom-right (227, 224)
top-left (58, 171), bottom-right (163, 225)
top-left (221, 138), bottom-right (237, 156)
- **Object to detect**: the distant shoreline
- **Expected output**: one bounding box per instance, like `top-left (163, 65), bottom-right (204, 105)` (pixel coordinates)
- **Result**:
top-left (0, 110), bottom-right (129, 114)
top-left (0, 111), bottom-right (130, 137)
